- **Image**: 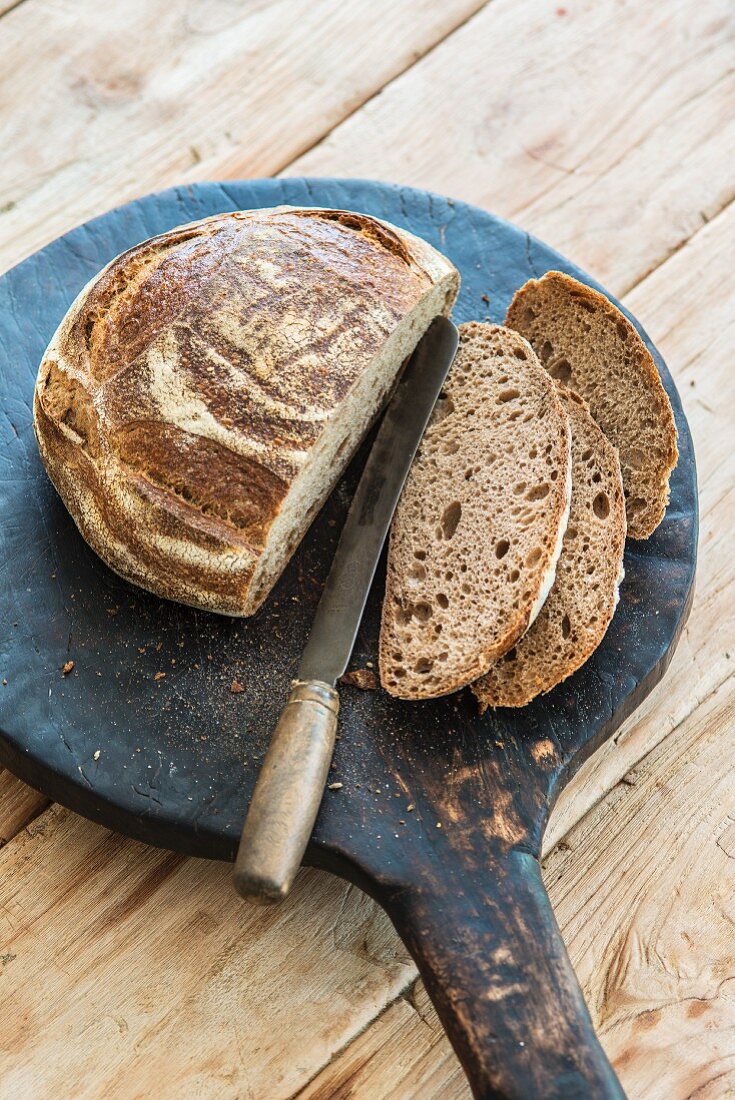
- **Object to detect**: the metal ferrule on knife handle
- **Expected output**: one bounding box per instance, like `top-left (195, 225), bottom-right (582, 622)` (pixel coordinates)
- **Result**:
top-left (233, 680), bottom-right (340, 903)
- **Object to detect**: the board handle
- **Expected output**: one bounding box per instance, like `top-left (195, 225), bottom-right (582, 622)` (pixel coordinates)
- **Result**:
top-left (383, 843), bottom-right (625, 1099)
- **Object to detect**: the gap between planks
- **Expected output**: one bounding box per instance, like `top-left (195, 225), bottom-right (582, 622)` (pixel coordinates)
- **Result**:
top-left (0, 0), bottom-right (30, 21)
top-left (0, 769), bottom-right (49, 846)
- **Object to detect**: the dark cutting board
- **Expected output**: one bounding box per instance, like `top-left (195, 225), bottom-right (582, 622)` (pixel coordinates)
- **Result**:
top-left (0, 179), bottom-right (697, 1099)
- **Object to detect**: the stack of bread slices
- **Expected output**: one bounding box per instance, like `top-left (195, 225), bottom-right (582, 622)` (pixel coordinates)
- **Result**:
top-left (380, 271), bottom-right (678, 707)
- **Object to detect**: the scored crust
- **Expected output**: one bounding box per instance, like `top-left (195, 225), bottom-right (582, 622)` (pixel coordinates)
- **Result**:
top-left (473, 388), bottom-right (626, 709)
top-left (506, 271), bottom-right (678, 539)
top-left (379, 322), bottom-right (572, 700)
top-left (34, 207), bottom-right (459, 615)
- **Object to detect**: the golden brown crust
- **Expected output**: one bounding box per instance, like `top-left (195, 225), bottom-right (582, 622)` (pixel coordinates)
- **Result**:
top-left (34, 207), bottom-right (459, 614)
top-left (506, 271), bottom-right (678, 539)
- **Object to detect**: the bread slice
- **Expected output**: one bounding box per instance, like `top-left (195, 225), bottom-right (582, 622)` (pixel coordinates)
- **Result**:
top-left (506, 271), bottom-right (677, 539)
top-left (34, 207), bottom-right (459, 616)
top-left (472, 388), bottom-right (626, 710)
top-left (379, 322), bottom-right (572, 700)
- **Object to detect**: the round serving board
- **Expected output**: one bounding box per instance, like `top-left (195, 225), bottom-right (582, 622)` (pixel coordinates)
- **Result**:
top-left (0, 179), bottom-right (697, 1098)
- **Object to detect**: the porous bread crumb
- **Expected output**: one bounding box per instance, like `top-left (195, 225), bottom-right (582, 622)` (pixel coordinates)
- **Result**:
top-left (473, 388), bottom-right (626, 708)
top-left (380, 322), bottom-right (572, 700)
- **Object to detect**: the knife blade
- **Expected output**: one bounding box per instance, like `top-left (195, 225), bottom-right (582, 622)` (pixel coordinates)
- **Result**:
top-left (233, 315), bottom-right (459, 903)
top-left (299, 315), bottom-right (459, 684)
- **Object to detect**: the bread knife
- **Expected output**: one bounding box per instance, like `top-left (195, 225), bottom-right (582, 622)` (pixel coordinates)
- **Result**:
top-left (233, 316), bottom-right (459, 902)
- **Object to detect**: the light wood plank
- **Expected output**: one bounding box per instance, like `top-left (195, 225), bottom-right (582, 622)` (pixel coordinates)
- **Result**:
top-left (0, 769), bottom-right (48, 846)
top-left (292, 0), bottom-right (735, 295)
top-left (298, 985), bottom-right (466, 1100)
top-left (554, 679), bottom-right (735, 1099)
top-left (0, 807), bottom-right (415, 1099)
top-left (0, 0), bottom-right (487, 273)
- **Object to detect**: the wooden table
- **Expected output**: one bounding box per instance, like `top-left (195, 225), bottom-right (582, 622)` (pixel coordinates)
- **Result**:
top-left (1, 1), bottom-right (733, 1096)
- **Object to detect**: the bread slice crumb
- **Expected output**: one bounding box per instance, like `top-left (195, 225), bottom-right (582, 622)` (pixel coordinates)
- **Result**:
top-left (380, 322), bottom-right (572, 700)
top-left (473, 388), bottom-right (626, 709)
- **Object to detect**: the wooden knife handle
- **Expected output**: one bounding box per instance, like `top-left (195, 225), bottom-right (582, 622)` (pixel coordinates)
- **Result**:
top-left (383, 842), bottom-right (626, 1100)
top-left (233, 680), bottom-right (339, 904)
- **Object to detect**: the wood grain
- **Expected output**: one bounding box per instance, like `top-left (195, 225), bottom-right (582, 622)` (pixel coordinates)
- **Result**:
top-left (292, 0), bottom-right (735, 295)
top-left (0, 807), bottom-right (415, 1099)
top-left (298, 985), bottom-right (466, 1100)
top-left (557, 681), bottom-right (735, 1099)
top-left (0, 769), bottom-right (48, 846)
top-left (0, 0), bottom-right (486, 274)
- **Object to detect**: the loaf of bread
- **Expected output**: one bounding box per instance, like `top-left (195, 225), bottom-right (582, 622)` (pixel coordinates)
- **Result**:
top-left (506, 271), bottom-right (677, 538)
top-left (473, 388), bottom-right (626, 709)
top-left (379, 323), bottom-right (572, 700)
top-left (34, 207), bottom-right (459, 615)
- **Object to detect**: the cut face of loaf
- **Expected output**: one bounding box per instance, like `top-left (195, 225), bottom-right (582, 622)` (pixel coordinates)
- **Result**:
top-left (34, 207), bottom-right (459, 616)
top-left (379, 323), bottom-right (572, 700)
top-left (506, 271), bottom-right (677, 539)
top-left (473, 388), bottom-right (626, 710)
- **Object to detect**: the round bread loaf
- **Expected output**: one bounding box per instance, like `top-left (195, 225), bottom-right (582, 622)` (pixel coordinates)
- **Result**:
top-left (34, 207), bottom-right (459, 615)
